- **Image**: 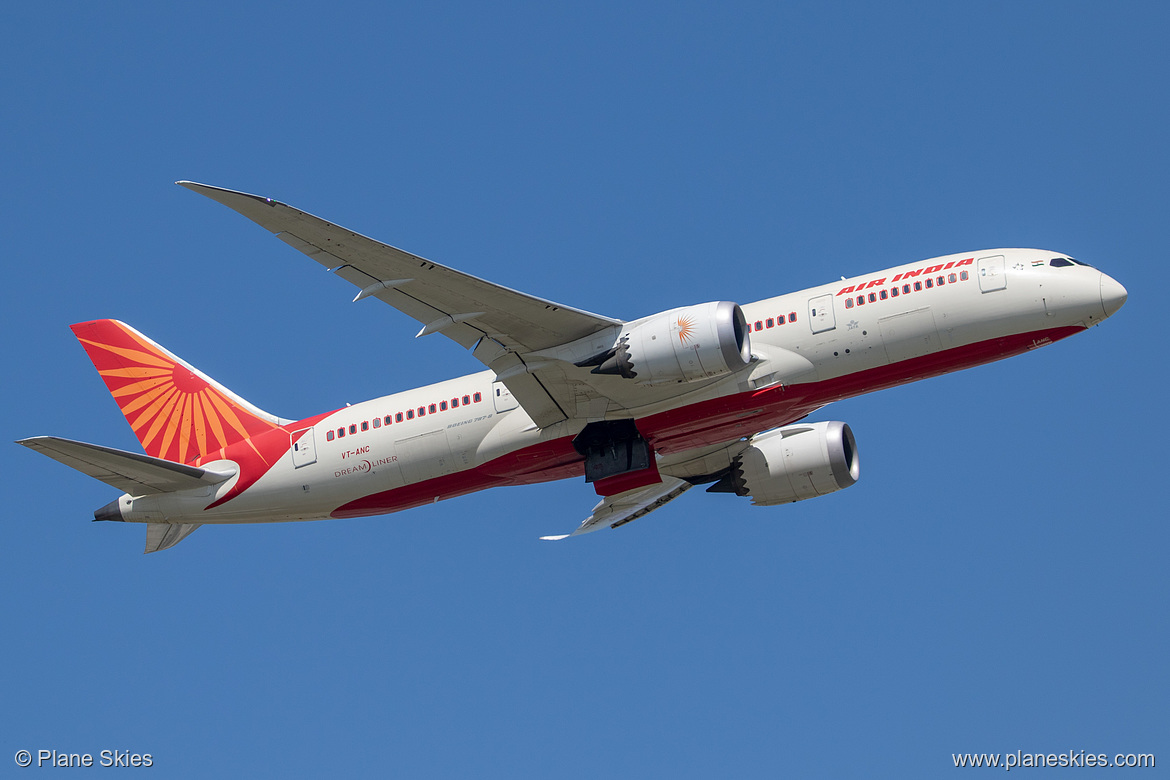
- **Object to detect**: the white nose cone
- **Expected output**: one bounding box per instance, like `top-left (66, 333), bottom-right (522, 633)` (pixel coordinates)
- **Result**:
top-left (1100, 273), bottom-right (1128, 319)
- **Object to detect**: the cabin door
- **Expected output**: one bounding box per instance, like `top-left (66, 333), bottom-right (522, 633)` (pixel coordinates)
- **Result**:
top-left (291, 428), bottom-right (317, 468)
top-left (978, 255), bottom-right (1007, 292)
top-left (808, 294), bottom-right (836, 334)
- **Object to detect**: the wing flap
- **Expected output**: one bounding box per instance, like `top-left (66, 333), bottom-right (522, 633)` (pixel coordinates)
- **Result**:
top-left (17, 436), bottom-right (233, 495)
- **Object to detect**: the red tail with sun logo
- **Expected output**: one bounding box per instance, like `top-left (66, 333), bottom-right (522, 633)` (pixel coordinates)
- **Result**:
top-left (71, 320), bottom-right (286, 464)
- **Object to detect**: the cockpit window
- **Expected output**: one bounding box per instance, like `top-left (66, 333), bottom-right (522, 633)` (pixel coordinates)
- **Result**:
top-left (1050, 258), bottom-right (1075, 267)
top-left (1069, 258), bottom-right (1095, 268)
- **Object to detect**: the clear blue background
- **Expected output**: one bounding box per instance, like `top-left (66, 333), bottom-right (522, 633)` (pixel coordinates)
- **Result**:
top-left (2, 2), bottom-right (1164, 777)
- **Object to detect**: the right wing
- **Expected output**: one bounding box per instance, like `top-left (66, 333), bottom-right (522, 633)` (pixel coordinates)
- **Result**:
top-left (539, 438), bottom-right (756, 539)
top-left (540, 477), bottom-right (692, 540)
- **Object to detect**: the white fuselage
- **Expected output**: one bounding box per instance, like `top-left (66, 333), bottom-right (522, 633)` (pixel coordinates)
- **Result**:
top-left (114, 248), bottom-right (1123, 526)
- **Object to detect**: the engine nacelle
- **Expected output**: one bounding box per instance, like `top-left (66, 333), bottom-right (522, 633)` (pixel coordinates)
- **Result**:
top-left (711, 421), bottom-right (859, 506)
top-left (585, 301), bottom-right (751, 385)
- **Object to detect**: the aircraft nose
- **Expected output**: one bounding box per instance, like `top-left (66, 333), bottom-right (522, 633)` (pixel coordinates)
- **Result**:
top-left (1100, 272), bottom-right (1128, 319)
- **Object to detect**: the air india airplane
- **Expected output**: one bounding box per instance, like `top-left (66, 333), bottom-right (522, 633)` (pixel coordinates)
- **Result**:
top-left (18, 182), bottom-right (1128, 552)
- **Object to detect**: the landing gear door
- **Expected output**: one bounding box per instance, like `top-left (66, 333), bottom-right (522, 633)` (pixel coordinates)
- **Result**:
top-left (978, 255), bottom-right (1007, 292)
top-left (808, 294), bottom-right (836, 334)
top-left (492, 381), bottom-right (519, 413)
top-left (291, 427), bottom-right (317, 468)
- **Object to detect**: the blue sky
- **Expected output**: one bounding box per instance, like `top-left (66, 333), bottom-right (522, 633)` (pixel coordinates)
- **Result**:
top-left (2, 2), bottom-right (1165, 776)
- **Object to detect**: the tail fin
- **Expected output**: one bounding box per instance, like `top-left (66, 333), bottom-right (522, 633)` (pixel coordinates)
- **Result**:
top-left (71, 320), bottom-right (287, 464)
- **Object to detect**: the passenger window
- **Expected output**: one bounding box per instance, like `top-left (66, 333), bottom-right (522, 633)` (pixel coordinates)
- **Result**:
top-left (937, 276), bottom-right (945, 286)
top-left (948, 273), bottom-right (957, 283)
top-left (338, 427), bottom-right (345, 439)
top-left (925, 278), bottom-right (933, 288)
top-left (463, 395), bottom-right (471, 405)
top-left (960, 270), bottom-right (969, 281)
top-left (766, 318), bottom-right (774, 328)
top-left (440, 400), bottom-right (448, 411)
top-left (385, 415), bottom-right (392, 425)
top-left (418, 407), bottom-right (426, 417)
top-left (429, 404), bottom-right (437, 414)
top-left (406, 410), bottom-right (414, 420)
top-left (755, 321), bottom-right (763, 331)
top-left (879, 290), bottom-right (888, 300)
top-left (890, 287), bottom-right (899, 297)
top-left (473, 392), bottom-right (482, 402)
top-left (373, 418), bottom-right (381, 428)
top-left (845, 299), bottom-right (853, 309)
top-left (868, 293), bottom-right (876, 303)
top-left (857, 296), bottom-right (865, 306)
top-left (914, 281), bottom-right (922, 291)
top-left (349, 424), bottom-right (357, 435)
top-left (902, 284), bottom-right (911, 294)
top-left (396, 412), bottom-right (404, 423)
top-left (326, 430), bottom-right (335, 442)
top-left (788, 313), bottom-right (796, 323)
top-left (451, 398), bottom-right (459, 408)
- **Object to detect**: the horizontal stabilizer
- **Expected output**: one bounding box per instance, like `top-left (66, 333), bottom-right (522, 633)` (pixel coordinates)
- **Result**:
top-left (145, 523), bottom-right (201, 554)
top-left (17, 436), bottom-right (234, 495)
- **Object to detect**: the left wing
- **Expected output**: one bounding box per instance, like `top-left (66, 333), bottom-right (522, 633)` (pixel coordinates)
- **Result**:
top-left (540, 477), bottom-right (692, 540)
top-left (179, 182), bottom-right (623, 427)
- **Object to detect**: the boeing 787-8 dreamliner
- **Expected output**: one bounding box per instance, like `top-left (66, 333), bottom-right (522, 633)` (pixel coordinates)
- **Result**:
top-left (18, 182), bottom-right (1127, 552)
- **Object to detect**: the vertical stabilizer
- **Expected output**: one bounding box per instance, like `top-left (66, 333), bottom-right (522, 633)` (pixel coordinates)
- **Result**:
top-left (71, 320), bottom-right (287, 464)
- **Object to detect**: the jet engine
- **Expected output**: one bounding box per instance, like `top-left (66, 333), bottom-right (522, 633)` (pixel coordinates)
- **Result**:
top-left (708, 421), bottom-right (859, 506)
top-left (578, 301), bottom-right (751, 385)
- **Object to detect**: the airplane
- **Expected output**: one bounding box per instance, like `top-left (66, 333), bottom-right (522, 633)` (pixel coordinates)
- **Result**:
top-left (18, 182), bottom-right (1128, 553)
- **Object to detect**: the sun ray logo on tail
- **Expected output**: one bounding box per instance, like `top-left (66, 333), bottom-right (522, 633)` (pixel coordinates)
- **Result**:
top-left (71, 320), bottom-right (282, 464)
